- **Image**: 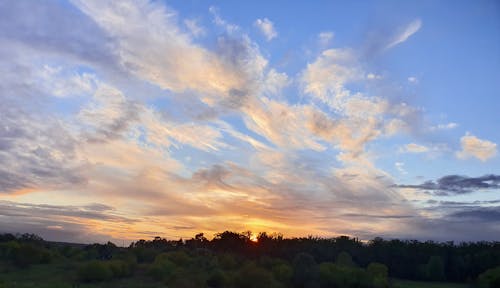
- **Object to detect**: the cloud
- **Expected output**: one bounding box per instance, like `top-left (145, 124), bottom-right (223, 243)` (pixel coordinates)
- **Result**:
top-left (79, 84), bottom-right (142, 143)
top-left (395, 162), bottom-right (407, 174)
top-left (254, 18), bottom-right (277, 41)
top-left (403, 143), bottom-right (429, 153)
top-left (74, 0), bottom-right (244, 100)
top-left (0, 0), bottom-right (495, 243)
top-left (0, 200), bottom-right (134, 243)
top-left (0, 105), bottom-right (87, 194)
top-left (184, 18), bottom-right (205, 37)
top-left (318, 32), bottom-right (334, 46)
top-left (302, 48), bottom-right (362, 105)
top-left (449, 207), bottom-right (500, 222)
top-left (0, 0), bottom-right (119, 69)
top-left (396, 174), bottom-right (500, 195)
top-left (367, 73), bottom-right (382, 80)
top-left (407, 76), bottom-right (418, 84)
top-left (300, 48), bottom-right (424, 161)
top-left (209, 6), bottom-right (239, 34)
top-left (386, 19), bottom-right (422, 49)
top-left (429, 122), bottom-right (458, 131)
top-left (456, 133), bottom-right (497, 161)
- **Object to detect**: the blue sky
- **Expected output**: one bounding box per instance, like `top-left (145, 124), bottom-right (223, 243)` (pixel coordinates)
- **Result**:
top-left (0, 0), bottom-right (499, 244)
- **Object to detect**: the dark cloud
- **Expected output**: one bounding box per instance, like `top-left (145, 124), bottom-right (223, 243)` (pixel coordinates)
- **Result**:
top-left (396, 174), bottom-right (500, 195)
top-left (426, 199), bottom-right (500, 206)
top-left (449, 207), bottom-right (500, 222)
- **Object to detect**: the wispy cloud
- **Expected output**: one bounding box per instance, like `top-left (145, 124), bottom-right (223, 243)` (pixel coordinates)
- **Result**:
top-left (184, 18), bottom-right (205, 37)
top-left (386, 19), bottom-right (422, 49)
top-left (0, 0), bottom-right (497, 242)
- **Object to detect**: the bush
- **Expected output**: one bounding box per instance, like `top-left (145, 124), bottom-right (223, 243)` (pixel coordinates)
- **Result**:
top-left (272, 263), bottom-right (293, 284)
top-left (336, 251), bottom-right (355, 267)
top-left (78, 260), bottom-right (112, 282)
top-left (149, 253), bottom-right (176, 281)
top-left (12, 243), bottom-right (45, 268)
top-left (293, 253), bottom-right (319, 288)
top-left (218, 253), bottom-right (238, 270)
top-left (425, 256), bottom-right (446, 281)
top-left (207, 269), bottom-right (228, 288)
top-left (368, 262), bottom-right (389, 288)
top-left (108, 260), bottom-right (133, 278)
top-left (166, 250), bottom-right (192, 266)
top-left (477, 266), bottom-right (500, 288)
top-left (319, 262), bottom-right (371, 288)
top-left (0, 241), bottom-right (20, 261)
top-left (234, 262), bottom-right (281, 288)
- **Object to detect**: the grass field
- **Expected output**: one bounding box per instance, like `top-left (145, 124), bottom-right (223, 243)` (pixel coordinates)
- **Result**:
top-left (0, 263), bottom-right (473, 288)
top-left (392, 278), bottom-right (469, 288)
top-left (0, 262), bottom-right (166, 288)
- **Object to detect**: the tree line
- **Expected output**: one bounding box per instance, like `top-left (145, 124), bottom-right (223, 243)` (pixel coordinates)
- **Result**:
top-left (0, 232), bottom-right (499, 287)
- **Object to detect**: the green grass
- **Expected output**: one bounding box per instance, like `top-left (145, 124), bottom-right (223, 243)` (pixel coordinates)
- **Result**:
top-left (392, 278), bottom-right (468, 288)
top-left (0, 263), bottom-right (472, 288)
top-left (0, 262), bottom-right (166, 288)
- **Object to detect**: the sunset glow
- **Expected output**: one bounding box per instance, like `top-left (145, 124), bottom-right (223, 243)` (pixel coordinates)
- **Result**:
top-left (0, 0), bottom-right (499, 244)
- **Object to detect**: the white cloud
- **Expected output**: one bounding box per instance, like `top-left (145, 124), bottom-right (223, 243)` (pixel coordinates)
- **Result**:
top-left (456, 133), bottom-right (497, 161)
top-left (263, 69), bottom-right (289, 95)
top-left (386, 19), bottom-right (422, 49)
top-left (395, 162), bottom-right (407, 174)
top-left (367, 73), bottom-right (382, 80)
top-left (318, 31), bottom-right (334, 46)
top-left (302, 48), bottom-right (362, 107)
top-left (254, 18), bottom-right (277, 41)
top-left (430, 122), bottom-right (458, 131)
top-left (403, 143), bottom-right (429, 153)
top-left (407, 76), bottom-right (418, 84)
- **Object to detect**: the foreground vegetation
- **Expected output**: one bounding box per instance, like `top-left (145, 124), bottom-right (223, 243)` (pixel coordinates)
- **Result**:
top-left (0, 232), bottom-right (499, 287)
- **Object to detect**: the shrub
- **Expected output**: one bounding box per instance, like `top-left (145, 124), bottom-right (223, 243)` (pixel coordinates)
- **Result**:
top-left (149, 253), bottom-right (176, 281)
top-left (477, 266), bottom-right (500, 288)
top-left (336, 251), bottom-right (355, 267)
top-left (368, 262), bottom-right (389, 288)
top-left (272, 263), bottom-right (293, 284)
top-left (234, 262), bottom-right (281, 288)
top-left (425, 256), bottom-right (446, 281)
top-left (319, 262), bottom-right (371, 288)
top-left (293, 253), bottom-right (319, 287)
top-left (78, 260), bottom-right (112, 282)
top-left (108, 259), bottom-right (132, 278)
top-left (12, 244), bottom-right (43, 268)
top-left (207, 269), bottom-right (228, 288)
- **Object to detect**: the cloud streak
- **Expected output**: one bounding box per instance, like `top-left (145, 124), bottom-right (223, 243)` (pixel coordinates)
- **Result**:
top-left (386, 19), bottom-right (422, 49)
top-left (397, 174), bottom-right (500, 195)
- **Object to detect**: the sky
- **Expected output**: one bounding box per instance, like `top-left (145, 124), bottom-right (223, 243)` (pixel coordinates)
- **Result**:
top-left (0, 0), bottom-right (499, 244)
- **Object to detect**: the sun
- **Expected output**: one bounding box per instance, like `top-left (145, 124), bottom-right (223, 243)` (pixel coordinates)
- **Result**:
top-left (250, 234), bottom-right (258, 243)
